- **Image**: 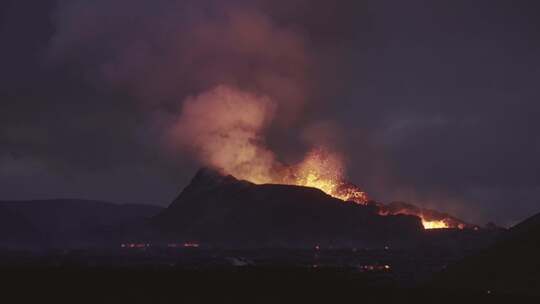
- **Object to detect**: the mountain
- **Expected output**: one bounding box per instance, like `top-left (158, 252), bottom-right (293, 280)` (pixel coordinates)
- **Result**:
top-left (0, 199), bottom-right (162, 249)
top-left (431, 210), bottom-right (540, 296)
top-left (151, 168), bottom-right (424, 247)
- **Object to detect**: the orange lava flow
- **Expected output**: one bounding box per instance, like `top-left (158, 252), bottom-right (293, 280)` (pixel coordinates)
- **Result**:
top-left (231, 147), bottom-right (462, 230)
top-left (284, 148), bottom-right (368, 204)
top-left (421, 219), bottom-right (450, 229)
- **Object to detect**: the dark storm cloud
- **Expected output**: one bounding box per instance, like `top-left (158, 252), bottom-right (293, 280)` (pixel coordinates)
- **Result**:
top-left (338, 0), bottom-right (540, 225)
top-left (0, 0), bottom-right (192, 204)
top-left (1, 0), bottom-right (539, 225)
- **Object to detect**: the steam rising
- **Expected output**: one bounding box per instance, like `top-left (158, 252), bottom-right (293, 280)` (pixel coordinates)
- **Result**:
top-left (172, 85), bottom-right (278, 183)
top-left (170, 84), bottom-right (369, 205)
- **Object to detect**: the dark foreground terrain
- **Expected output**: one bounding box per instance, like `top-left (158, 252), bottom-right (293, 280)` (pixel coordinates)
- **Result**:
top-left (1, 169), bottom-right (539, 302)
top-left (431, 211), bottom-right (540, 296)
top-left (1, 241), bottom-right (539, 303)
top-left (2, 265), bottom-right (534, 304)
top-left (2, 211), bottom-right (539, 303)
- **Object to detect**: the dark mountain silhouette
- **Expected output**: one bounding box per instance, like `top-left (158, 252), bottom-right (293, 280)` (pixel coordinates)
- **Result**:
top-left (0, 170), bottom-right (500, 251)
top-left (431, 211), bottom-right (540, 296)
top-left (151, 168), bottom-right (424, 247)
top-left (0, 199), bottom-right (162, 249)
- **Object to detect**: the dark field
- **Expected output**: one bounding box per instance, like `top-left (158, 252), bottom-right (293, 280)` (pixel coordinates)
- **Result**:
top-left (2, 248), bottom-right (537, 303)
top-left (2, 265), bottom-right (531, 304)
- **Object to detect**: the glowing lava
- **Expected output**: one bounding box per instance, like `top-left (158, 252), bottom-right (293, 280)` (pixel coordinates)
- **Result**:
top-left (231, 147), bottom-right (463, 230)
top-left (279, 149), bottom-right (459, 230)
top-left (421, 219), bottom-right (450, 229)
top-left (285, 148), bottom-right (368, 204)
top-left (174, 86), bottom-right (467, 231)
top-left (377, 202), bottom-right (462, 230)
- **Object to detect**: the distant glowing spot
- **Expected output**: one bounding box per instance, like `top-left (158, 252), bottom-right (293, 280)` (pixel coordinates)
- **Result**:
top-left (422, 219), bottom-right (449, 229)
top-left (183, 242), bottom-right (200, 248)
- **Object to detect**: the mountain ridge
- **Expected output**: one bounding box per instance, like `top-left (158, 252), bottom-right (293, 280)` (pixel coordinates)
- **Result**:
top-left (151, 168), bottom-right (424, 247)
top-left (0, 199), bottom-right (162, 249)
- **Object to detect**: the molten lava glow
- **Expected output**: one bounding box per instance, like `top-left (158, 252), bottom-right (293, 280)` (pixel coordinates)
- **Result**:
top-left (174, 86), bottom-right (468, 231)
top-left (284, 148), bottom-right (369, 204)
top-left (230, 148), bottom-right (461, 230)
top-left (230, 148), bottom-right (464, 230)
top-left (421, 219), bottom-right (450, 229)
top-left (230, 147), bottom-right (369, 204)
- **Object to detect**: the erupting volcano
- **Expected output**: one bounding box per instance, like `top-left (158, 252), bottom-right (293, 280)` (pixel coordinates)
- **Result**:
top-left (171, 85), bottom-right (469, 230)
top-left (224, 148), bottom-right (467, 230)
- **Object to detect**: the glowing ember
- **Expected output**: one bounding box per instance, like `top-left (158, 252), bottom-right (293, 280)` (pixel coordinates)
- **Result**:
top-left (421, 219), bottom-right (450, 229)
top-left (228, 147), bottom-right (369, 204)
top-left (284, 148), bottom-right (368, 204)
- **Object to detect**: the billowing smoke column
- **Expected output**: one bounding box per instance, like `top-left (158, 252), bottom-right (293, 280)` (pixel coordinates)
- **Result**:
top-left (171, 85), bottom-right (369, 204)
top-left (171, 85), bottom-right (278, 184)
top-left (48, 0), bottom-right (368, 203)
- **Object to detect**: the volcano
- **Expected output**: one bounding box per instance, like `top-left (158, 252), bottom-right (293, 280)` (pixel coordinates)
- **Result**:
top-left (151, 168), bottom-right (427, 247)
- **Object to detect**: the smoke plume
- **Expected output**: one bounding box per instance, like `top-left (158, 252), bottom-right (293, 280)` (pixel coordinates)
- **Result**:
top-left (170, 85), bottom-right (278, 183)
top-left (47, 0), bottom-right (355, 176)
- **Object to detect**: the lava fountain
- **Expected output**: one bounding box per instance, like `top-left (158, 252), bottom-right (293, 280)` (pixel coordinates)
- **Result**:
top-left (237, 147), bottom-right (459, 230)
top-left (172, 85), bottom-right (466, 230)
top-left (282, 148), bottom-right (369, 205)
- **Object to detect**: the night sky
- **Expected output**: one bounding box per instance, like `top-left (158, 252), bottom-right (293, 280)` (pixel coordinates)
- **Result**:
top-left (1, 0), bottom-right (540, 226)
